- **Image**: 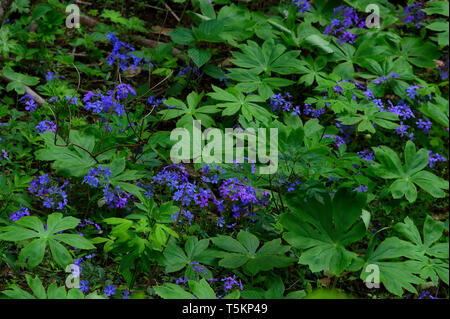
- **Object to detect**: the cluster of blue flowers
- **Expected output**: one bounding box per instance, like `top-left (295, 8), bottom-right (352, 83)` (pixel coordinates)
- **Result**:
top-left (373, 73), bottom-right (399, 84)
top-left (147, 96), bottom-right (165, 108)
top-left (418, 290), bottom-right (437, 299)
top-left (353, 185), bottom-right (369, 193)
top-left (406, 85), bottom-right (425, 100)
top-left (177, 65), bottom-right (200, 78)
top-left (190, 261), bottom-right (208, 275)
top-left (9, 205), bottom-right (30, 221)
top-left (403, 2), bottom-right (426, 28)
top-left (293, 0), bottom-right (311, 14)
top-left (150, 164), bottom-right (268, 228)
top-left (106, 32), bottom-right (142, 71)
top-left (19, 94), bottom-right (38, 112)
top-left (357, 150), bottom-right (375, 165)
top-left (83, 166), bottom-right (131, 209)
top-left (416, 118), bottom-right (432, 135)
top-left (36, 120), bottom-right (56, 134)
top-left (28, 174), bottom-right (69, 210)
top-left (83, 83), bottom-right (136, 118)
top-left (46, 71), bottom-right (55, 82)
top-left (323, 6), bottom-right (365, 45)
top-left (269, 92), bottom-right (293, 112)
top-left (269, 92), bottom-right (327, 118)
top-left (428, 151), bottom-right (447, 168)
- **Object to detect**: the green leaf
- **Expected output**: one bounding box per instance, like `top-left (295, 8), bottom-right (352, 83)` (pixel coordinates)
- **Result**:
top-left (305, 35), bottom-right (334, 53)
top-left (154, 284), bottom-right (196, 299)
top-left (188, 48), bottom-right (211, 68)
top-left (213, 231), bottom-right (294, 275)
top-left (169, 28), bottom-right (195, 45)
top-left (53, 234), bottom-right (95, 249)
top-left (371, 141), bottom-right (448, 202)
top-left (361, 237), bottom-right (424, 296)
top-left (48, 240), bottom-right (73, 268)
top-left (280, 188), bottom-right (367, 275)
top-left (25, 275), bottom-right (46, 299)
top-left (188, 279), bottom-right (216, 299)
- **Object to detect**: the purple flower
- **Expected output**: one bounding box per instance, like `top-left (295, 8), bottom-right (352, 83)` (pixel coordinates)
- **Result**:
top-left (104, 285), bottom-right (116, 297)
top-left (176, 277), bottom-right (189, 285)
top-left (28, 174), bottom-right (69, 210)
top-left (177, 65), bottom-right (200, 78)
top-left (9, 205), bottom-right (30, 221)
top-left (106, 32), bottom-right (142, 71)
top-left (79, 280), bottom-right (89, 294)
top-left (190, 261), bottom-right (207, 275)
top-left (416, 118), bottom-right (432, 134)
top-left (373, 76), bottom-right (389, 84)
top-left (65, 96), bottom-right (78, 105)
top-left (115, 83), bottom-right (136, 100)
top-left (269, 93), bottom-right (292, 112)
top-left (323, 6), bottom-right (364, 45)
top-left (83, 166), bottom-right (112, 187)
top-left (46, 71), bottom-right (56, 82)
top-left (36, 121), bottom-right (56, 134)
top-left (428, 151), bottom-right (447, 168)
top-left (0, 149), bottom-right (9, 160)
top-left (357, 150), bottom-right (375, 164)
top-left (19, 95), bottom-right (38, 112)
top-left (403, 3), bottom-right (426, 28)
top-left (122, 289), bottom-right (130, 299)
top-left (406, 85), bottom-right (424, 99)
top-left (293, 0), bottom-right (311, 14)
top-left (418, 290), bottom-right (437, 299)
top-left (222, 275), bottom-right (244, 292)
top-left (353, 185), bottom-right (368, 193)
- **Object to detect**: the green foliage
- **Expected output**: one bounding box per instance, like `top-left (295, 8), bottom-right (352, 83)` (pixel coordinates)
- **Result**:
top-left (0, 213), bottom-right (94, 268)
top-left (1, 274), bottom-right (103, 299)
top-left (371, 141), bottom-right (449, 202)
top-left (280, 188), bottom-right (367, 275)
top-left (211, 230), bottom-right (294, 275)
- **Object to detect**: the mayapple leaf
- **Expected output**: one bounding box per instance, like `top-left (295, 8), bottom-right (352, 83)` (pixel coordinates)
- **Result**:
top-left (280, 187), bottom-right (367, 275)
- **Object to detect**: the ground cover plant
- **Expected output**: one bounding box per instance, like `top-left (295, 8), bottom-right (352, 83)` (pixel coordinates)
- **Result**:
top-left (0, 0), bottom-right (448, 300)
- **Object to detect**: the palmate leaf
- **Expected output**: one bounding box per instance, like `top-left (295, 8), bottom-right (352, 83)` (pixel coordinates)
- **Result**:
top-left (163, 237), bottom-right (214, 275)
top-left (211, 231), bottom-right (294, 275)
top-left (359, 237), bottom-right (424, 296)
top-left (394, 216), bottom-right (449, 285)
top-left (207, 85), bottom-right (273, 123)
top-left (338, 106), bottom-right (399, 133)
top-left (158, 91), bottom-right (219, 128)
top-left (371, 141), bottom-right (449, 202)
top-left (35, 131), bottom-right (110, 178)
top-left (0, 213), bottom-right (94, 269)
top-left (280, 188), bottom-right (367, 275)
top-left (226, 68), bottom-right (294, 100)
top-left (230, 39), bottom-right (302, 75)
top-left (387, 37), bottom-right (440, 68)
